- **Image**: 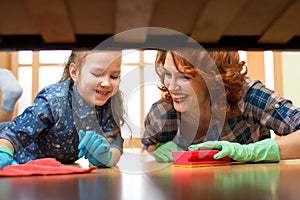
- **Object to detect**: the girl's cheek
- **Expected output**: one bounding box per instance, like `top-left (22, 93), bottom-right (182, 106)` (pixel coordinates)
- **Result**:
top-left (113, 82), bottom-right (120, 91)
top-left (113, 79), bottom-right (121, 85)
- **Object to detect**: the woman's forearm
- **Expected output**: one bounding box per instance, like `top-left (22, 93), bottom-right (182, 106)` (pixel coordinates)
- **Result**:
top-left (276, 130), bottom-right (300, 160)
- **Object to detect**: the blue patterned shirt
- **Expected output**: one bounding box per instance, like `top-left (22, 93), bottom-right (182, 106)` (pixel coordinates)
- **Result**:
top-left (0, 79), bottom-right (123, 164)
top-left (142, 77), bottom-right (300, 149)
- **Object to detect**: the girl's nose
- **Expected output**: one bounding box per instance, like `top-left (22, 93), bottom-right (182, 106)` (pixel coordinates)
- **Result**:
top-left (98, 76), bottom-right (110, 87)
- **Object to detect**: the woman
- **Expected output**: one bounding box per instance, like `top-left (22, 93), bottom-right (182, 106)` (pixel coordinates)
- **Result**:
top-left (142, 49), bottom-right (300, 162)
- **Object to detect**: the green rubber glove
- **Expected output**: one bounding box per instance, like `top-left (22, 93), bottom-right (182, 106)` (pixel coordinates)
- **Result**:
top-left (153, 141), bottom-right (183, 163)
top-left (188, 139), bottom-right (280, 163)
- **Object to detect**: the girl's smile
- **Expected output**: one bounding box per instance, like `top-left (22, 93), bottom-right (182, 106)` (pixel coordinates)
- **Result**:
top-left (94, 89), bottom-right (111, 97)
top-left (70, 51), bottom-right (122, 107)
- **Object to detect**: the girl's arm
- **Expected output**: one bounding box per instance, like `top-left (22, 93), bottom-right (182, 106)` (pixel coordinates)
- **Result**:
top-left (0, 138), bottom-right (14, 153)
top-left (110, 147), bottom-right (121, 165)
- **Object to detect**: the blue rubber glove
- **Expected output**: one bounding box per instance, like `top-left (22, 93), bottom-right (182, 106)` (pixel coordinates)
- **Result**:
top-left (153, 141), bottom-right (183, 163)
top-left (78, 130), bottom-right (113, 167)
top-left (0, 146), bottom-right (18, 169)
top-left (188, 139), bottom-right (280, 163)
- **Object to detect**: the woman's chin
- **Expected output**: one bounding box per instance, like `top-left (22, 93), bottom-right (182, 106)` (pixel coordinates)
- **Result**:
top-left (174, 103), bottom-right (186, 113)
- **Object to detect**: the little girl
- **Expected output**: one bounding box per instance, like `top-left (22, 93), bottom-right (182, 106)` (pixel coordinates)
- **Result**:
top-left (0, 50), bottom-right (125, 169)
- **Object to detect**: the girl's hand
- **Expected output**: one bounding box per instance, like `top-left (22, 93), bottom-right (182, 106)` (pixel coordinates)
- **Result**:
top-left (0, 146), bottom-right (18, 169)
top-left (78, 130), bottom-right (113, 167)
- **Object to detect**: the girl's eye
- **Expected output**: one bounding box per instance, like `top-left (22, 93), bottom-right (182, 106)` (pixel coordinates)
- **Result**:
top-left (91, 73), bottom-right (102, 77)
top-left (110, 75), bottom-right (120, 79)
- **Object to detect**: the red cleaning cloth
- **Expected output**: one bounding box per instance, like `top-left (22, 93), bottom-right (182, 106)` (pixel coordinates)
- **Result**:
top-left (0, 158), bottom-right (97, 177)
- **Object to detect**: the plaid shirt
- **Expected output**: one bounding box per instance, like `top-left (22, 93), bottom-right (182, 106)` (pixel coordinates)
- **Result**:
top-left (142, 77), bottom-right (300, 149)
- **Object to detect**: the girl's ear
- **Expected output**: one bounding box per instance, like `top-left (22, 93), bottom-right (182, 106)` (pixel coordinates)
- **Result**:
top-left (69, 63), bottom-right (78, 82)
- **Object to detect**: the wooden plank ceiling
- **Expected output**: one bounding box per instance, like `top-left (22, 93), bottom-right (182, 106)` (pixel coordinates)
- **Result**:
top-left (0, 0), bottom-right (299, 50)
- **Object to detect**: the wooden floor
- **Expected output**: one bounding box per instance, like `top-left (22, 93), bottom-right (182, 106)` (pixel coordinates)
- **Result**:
top-left (1, 149), bottom-right (300, 200)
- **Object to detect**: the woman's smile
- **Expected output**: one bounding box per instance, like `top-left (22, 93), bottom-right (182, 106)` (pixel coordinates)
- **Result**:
top-left (171, 93), bottom-right (188, 103)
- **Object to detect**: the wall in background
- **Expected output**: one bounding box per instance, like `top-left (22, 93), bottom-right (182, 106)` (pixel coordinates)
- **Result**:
top-left (281, 52), bottom-right (300, 107)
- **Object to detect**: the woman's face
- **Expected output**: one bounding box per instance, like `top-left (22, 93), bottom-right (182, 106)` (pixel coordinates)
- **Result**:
top-left (70, 51), bottom-right (122, 107)
top-left (163, 52), bottom-right (210, 113)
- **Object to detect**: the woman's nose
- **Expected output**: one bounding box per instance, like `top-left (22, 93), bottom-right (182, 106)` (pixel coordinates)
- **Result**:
top-left (166, 77), bottom-right (179, 91)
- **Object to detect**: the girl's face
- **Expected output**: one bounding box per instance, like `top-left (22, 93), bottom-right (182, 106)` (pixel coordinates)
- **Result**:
top-left (70, 51), bottom-right (122, 107)
top-left (163, 52), bottom-right (210, 113)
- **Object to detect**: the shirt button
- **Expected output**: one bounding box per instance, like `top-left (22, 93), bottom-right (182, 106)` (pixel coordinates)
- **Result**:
top-left (86, 126), bottom-right (90, 130)
top-left (274, 103), bottom-right (280, 109)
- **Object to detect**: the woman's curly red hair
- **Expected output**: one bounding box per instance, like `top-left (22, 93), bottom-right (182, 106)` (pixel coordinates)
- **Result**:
top-left (155, 50), bottom-right (247, 119)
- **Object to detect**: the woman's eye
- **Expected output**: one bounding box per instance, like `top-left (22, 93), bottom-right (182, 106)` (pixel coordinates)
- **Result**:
top-left (164, 71), bottom-right (171, 78)
top-left (180, 75), bottom-right (191, 80)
